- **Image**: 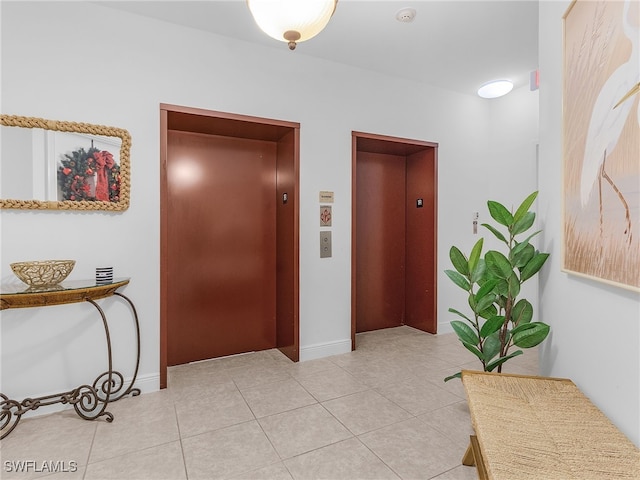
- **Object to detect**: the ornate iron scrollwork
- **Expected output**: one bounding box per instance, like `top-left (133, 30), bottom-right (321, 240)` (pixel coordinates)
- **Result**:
top-left (1, 394), bottom-right (23, 438)
top-left (0, 280), bottom-right (140, 439)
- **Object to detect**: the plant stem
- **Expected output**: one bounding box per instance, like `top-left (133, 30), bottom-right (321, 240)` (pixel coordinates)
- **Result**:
top-left (496, 230), bottom-right (518, 373)
top-left (469, 284), bottom-right (487, 371)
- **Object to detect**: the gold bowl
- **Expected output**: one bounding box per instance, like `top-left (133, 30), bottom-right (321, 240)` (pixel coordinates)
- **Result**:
top-left (10, 260), bottom-right (76, 287)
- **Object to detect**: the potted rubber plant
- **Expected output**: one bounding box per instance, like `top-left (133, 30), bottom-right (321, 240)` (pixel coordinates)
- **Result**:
top-left (444, 191), bottom-right (550, 381)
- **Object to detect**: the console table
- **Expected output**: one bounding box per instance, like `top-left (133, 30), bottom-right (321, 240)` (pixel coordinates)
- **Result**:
top-left (0, 278), bottom-right (141, 439)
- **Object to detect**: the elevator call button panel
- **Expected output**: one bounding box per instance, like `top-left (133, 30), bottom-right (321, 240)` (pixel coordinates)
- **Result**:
top-left (320, 231), bottom-right (332, 258)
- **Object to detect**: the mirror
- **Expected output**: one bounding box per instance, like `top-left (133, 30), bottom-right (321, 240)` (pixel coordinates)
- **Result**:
top-left (0, 114), bottom-right (131, 211)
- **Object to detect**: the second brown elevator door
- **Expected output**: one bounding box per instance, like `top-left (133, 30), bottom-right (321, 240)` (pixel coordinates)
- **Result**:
top-left (356, 151), bottom-right (407, 332)
top-left (167, 130), bottom-right (277, 366)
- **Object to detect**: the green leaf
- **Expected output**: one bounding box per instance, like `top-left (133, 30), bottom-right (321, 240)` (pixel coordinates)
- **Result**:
top-left (520, 252), bottom-right (550, 282)
top-left (487, 200), bottom-right (514, 226)
top-left (448, 308), bottom-right (472, 322)
top-left (482, 332), bottom-right (501, 362)
top-left (510, 322), bottom-right (536, 336)
top-left (451, 320), bottom-right (479, 345)
top-left (475, 278), bottom-right (499, 300)
top-left (468, 293), bottom-right (477, 311)
top-left (485, 350), bottom-right (523, 372)
top-left (449, 246), bottom-right (469, 276)
top-left (462, 341), bottom-right (485, 361)
top-left (468, 238), bottom-right (484, 275)
top-left (513, 191), bottom-right (538, 223)
top-left (511, 299), bottom-right (533, 326)
top-left (512, 243), bottom-right (535, 269)
top-left (481, 223), bottom-right (508, 244)
top-left (510, 241), bottom-right (526, 259)
top-left (512, 322), bottom-right (550, 348)
top-left (494, 279), bottom-right (509, 297)
top-left (475, 292), bottom-right (497, 314)
top-left (444, 372), bottom-right (462, 382)
top-left (485, 251), bottom-right (513, 279)
top-left (479, 304), bottom-right (498, 320)
top-left (470, 259), bottom-right (487, 284)
top-left (513, 230), bottom-right (542, 254)
top-left (508, 273), bottom-right (521, 298)
top-left (445, 269), bottom-right (471, 290)
top-left (512, 211), bottom-right (536, 236)
top-left (480, 315), bottom-right (505, 338)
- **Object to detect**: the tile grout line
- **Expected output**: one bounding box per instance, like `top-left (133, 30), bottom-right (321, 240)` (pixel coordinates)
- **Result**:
top-left (81, 422), bottom-right (98, 480)
top-left (174, 401), bottom-right (190, 480)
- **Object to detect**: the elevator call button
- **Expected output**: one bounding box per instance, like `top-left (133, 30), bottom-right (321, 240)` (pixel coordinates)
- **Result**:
top-left (320, 231), bottom-right (332, 258)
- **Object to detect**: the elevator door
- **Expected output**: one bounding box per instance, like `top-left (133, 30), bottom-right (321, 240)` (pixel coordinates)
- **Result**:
top-left (353, 132), bottom-right (438, 342)
top-left (356, 151), bottom-right (407, 332)
top-left (166, 130), bottom-right (277, 366)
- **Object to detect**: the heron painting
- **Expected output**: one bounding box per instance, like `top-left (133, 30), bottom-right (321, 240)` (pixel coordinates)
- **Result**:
top-left (563, 0), bottom-right (640, 291)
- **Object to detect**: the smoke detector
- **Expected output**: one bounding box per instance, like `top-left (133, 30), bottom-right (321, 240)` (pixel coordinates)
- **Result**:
top-left (396, 8), bottom-right (416, 23)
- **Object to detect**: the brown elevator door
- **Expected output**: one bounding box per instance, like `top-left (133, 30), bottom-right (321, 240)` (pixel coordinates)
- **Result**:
top-left (356, 151), bottom-right (407, 332)
top-left (166, 130), bottom-right (277, 366)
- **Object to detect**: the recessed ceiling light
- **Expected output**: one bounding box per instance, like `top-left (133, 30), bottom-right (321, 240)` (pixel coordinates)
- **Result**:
top-left (477, 79), bottom-right (514, 99)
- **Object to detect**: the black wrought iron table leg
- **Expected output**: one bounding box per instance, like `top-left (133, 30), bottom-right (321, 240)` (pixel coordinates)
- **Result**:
top-left (111, 292), bottom-right (141, 400)
top-left (75, 298), bottom-right (114, 422)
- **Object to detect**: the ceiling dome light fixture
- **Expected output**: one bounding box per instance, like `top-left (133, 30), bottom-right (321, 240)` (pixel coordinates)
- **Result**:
top-left (477, 79), bottom-right (514, 99)
top-left (247, 0), bottom-right (338, 51)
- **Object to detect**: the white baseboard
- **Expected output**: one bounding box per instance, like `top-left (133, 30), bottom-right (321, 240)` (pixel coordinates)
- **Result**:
top-left (132, 372), bottom-right (160, 394)
top-left (300, 339), bottom-right (352, 362)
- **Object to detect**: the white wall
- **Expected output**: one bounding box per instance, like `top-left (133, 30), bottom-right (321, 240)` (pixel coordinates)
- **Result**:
top-left (439, 84), bottom-right (541, 335)
top-left (490, 86), bottom-right (541, 315)
top-left (538, 0), bottom-right (640, 446)
top-left (1, 2), bottom-right (537, 415)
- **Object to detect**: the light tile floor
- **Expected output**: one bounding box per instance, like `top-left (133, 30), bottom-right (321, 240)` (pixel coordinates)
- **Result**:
top-left (1, 326), bottom-right (539, 480)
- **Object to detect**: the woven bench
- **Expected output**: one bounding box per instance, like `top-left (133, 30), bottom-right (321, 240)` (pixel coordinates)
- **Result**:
top-left (460, 370), bottom-right (640, 480)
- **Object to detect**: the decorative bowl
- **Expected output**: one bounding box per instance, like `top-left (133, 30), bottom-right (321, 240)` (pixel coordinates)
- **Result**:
top-left (10, 260), bottom-right (76, 287)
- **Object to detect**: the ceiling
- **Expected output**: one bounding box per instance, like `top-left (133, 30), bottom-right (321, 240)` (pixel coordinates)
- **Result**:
top-left (98, 0), bottom-right (539, 97)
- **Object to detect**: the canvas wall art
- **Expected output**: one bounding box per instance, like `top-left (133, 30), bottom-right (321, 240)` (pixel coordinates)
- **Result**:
top-left (563, 0), bottom-right (640, 291)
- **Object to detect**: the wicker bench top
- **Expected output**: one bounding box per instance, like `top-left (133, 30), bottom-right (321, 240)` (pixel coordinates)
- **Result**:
top-left (461, 370), bottom-right (640, 480)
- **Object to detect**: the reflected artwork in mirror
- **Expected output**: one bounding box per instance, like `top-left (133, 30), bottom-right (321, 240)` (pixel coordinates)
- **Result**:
top-left (0, 114), bottom-right (131, 211)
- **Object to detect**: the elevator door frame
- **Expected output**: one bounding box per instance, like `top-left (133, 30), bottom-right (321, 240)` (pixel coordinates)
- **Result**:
top-left (351, 131), bottom-right (438, 349)
top-left (160, 103), bottom-right (300, 388)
